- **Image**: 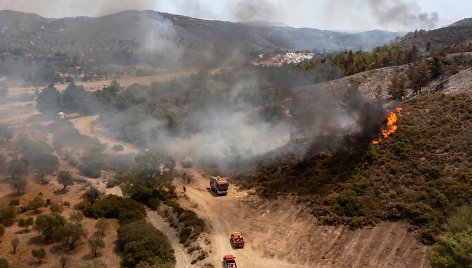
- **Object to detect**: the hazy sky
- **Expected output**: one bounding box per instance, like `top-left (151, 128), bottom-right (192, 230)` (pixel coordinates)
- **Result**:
top-left (0, 0), bottom-right (469, 31)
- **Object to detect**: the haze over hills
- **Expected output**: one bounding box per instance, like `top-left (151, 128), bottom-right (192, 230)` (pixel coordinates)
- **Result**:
top-left (0, 10), bottom-right (403, 66)
top-left (399, 17), bottom-right (472, 50)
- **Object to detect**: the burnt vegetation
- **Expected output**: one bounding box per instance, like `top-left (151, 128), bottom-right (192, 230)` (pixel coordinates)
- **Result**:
top-left (244, 93), bottom-right (472, 244)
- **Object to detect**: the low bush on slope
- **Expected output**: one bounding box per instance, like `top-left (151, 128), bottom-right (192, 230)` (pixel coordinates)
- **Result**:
top-left (245, 92), bottom-right (472, 244)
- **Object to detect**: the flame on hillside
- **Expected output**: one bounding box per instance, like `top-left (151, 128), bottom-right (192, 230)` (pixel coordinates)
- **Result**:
top-left (280, 97), bottom-right (293, 118)
top-left (371, 107), bottom-right (402, 144)
top-left (253, 96), bottom-right (293, 119)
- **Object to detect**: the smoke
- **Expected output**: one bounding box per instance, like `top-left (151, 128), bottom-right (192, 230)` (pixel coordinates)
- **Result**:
top-left (0, 0), bottom-right (390, 175)
top-left (367, 0), bottom-right (439, 29)
top-left (230, 0), bottom-right (284, 23)
top-left (90, 66), bottom-right (385, 173)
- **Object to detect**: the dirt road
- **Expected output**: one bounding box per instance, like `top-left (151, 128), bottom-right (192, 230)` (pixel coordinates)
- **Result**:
top-left (147, 210), bottom-right (196, 268)
top-left (176, 167), bottom-right (307, 268)
top-left (175, 165), bottom-right (429, 268)
top-left (71, 115), bottom-right (138, 155)
top-left (66, 98), bottom-right (428, 268)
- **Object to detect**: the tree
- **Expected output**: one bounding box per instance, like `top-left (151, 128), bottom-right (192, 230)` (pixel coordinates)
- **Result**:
top-left (34, 213), bottom-right (66, 241)
top-left (7, 159), bottom-right (27, 179)
top-left (31, 248), bottom-right (46, 263)
top-left (83, 187), bottom-right (101, 205)
top-left (429, 206), bottom-right (472, 267)
top-left (28, 195), bottom-right (46, 214)
top-left (69, 211), bottom-right (84, 224)
top-left (62, 82), bottom-right (96, 115)
top-left (6, 176), bottom-right (27, 195)
top-left (56, 222), bottom-right (84, 250)
top-left (426, 41), bottom-right (432, 52)
top-left (31, 152), bottom-right (59, 184)
top-left (0, 206), bottom-right (17, 226)
top-left (36, 85), bottom-right (61, 116)
top-left (6, 159), bottom-right (28, 195)
top-left (50, 202), bottom-right (63, 213)
top-left (118, 221), bottom-right (175, 267)
top-left (79, 146), bottom-right (106, 178)
top-left (408, 62), bottom-right (429, 95)
top-left (94, 219), bottom-right (109, 236)
top-left (11, 237), bottom-right (19, 254)
top-left (88, 236), bottom-right (105, 257)
top-left (0, 258), bottom-right (8, 268)
top-left (388, 73), bottom-right (407, 101)
top-left (58, 171), bottom-right (74, 191)
top-left (18, 217), bottom-right (34, 231)
top-left (134, 150), bottom-right (176, 186)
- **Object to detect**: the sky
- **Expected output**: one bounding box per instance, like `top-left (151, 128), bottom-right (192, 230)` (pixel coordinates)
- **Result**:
top-left (0, 0), bottom-right (469, 32)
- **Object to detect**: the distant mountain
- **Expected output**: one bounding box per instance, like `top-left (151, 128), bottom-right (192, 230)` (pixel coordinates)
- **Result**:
top-left (0, 10), bottom-right (403, 67)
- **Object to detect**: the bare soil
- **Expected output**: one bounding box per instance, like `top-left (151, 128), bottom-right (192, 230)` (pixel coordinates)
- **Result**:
top-left (0, 84), bottom-right (121, 268)
top-left (174, 166), bottom-right (429, 268)
top-left (0, 73), bottom-right (432, 267)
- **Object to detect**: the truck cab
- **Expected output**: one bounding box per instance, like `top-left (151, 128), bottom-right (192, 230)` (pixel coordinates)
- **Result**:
top-left (231, 232), bottom-right (245, 248)
top-left (223, 255), bottom-right (237, 268)
top-left (210, 176), bottom-right (228, 195)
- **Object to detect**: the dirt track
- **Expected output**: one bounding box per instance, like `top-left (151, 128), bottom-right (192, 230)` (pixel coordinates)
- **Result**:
top-left (175, 166), bottom-right (429, 268)
top-left (53, 75), bottom-right (430, 267)
top-left (70, 111), bottom-right (429, 268)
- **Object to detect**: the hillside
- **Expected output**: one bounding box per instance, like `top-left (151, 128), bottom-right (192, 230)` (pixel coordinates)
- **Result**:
top-left (0, 10), bottom-right (402, 66)
top-left (399, 25), bottom-right (472, 51)
top-left (450, 17), bottom-right (472, 27)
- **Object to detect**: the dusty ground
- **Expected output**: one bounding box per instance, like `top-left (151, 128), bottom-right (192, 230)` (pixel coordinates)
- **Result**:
top-left (174, 166), bottom-right (429, 268)
top-left (0, 174), bottom-right (121, 268)
top-left (70, 115), bottom-right (138, 156)
top-left (0, 71), bottom-right (436, 267)
top-left (0, 83), bottom-right (121, 268)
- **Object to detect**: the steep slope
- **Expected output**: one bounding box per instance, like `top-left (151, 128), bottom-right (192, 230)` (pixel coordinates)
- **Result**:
top-left (398, 17), bottom-right (472, 51)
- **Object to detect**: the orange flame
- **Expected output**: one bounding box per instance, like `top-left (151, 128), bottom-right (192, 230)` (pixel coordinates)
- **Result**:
top-left (280, 97), bottom-right (293, 118)
top-left (371, 108), bottom-right (402, 144)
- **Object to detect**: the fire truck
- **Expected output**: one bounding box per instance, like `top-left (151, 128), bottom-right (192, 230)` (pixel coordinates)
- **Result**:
top-left (210, 176), bottom-right (228, 195)
top-left (231, 232), bottom-right (245, 248)
top-left (223, 255), bottom-right (237, 268)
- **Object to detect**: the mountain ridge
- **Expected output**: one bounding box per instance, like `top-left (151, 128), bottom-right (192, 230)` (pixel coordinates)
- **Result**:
top-left (0, 9), bottom-right (403, 67)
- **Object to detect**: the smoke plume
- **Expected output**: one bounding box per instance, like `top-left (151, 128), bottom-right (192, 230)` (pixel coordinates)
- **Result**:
top-left (230, 0), bottom-right (284, 23)
top-left (367, 0), bottom-right (439, 29)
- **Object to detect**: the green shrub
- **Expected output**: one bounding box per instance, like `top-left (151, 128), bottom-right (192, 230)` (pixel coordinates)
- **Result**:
top-left (392, 140), bottom-right (413, 159)
top-left (118, 220), bottom-right (175, 268)
top-left (364, 144), bottom-right (378, 163)
top-left (0, 258), bottom-right (8, 268)
top-left (112, 144), bottom-right (124, 151)
top-left (9, 199), bottom-right (19, 206)
top-left (429, 206), bottom-right (472, 267)
top-left (179, 227), bottom-right (192, 243)
top-left (83, 195), bottom-right (146, 224)
top-left (0, 206), bottom-right (17, 226)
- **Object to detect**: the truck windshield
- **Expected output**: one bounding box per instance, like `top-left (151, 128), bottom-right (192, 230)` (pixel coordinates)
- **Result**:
top-left (218, 183), bottom-right (228, 190)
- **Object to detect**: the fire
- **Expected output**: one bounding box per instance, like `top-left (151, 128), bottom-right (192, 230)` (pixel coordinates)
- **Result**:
top-left (253, 96), bottom-right (293, 119)
top-left (371, 107), bottom-right (402, 144)
top-left (280, 97), bottom-right (293, 118)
